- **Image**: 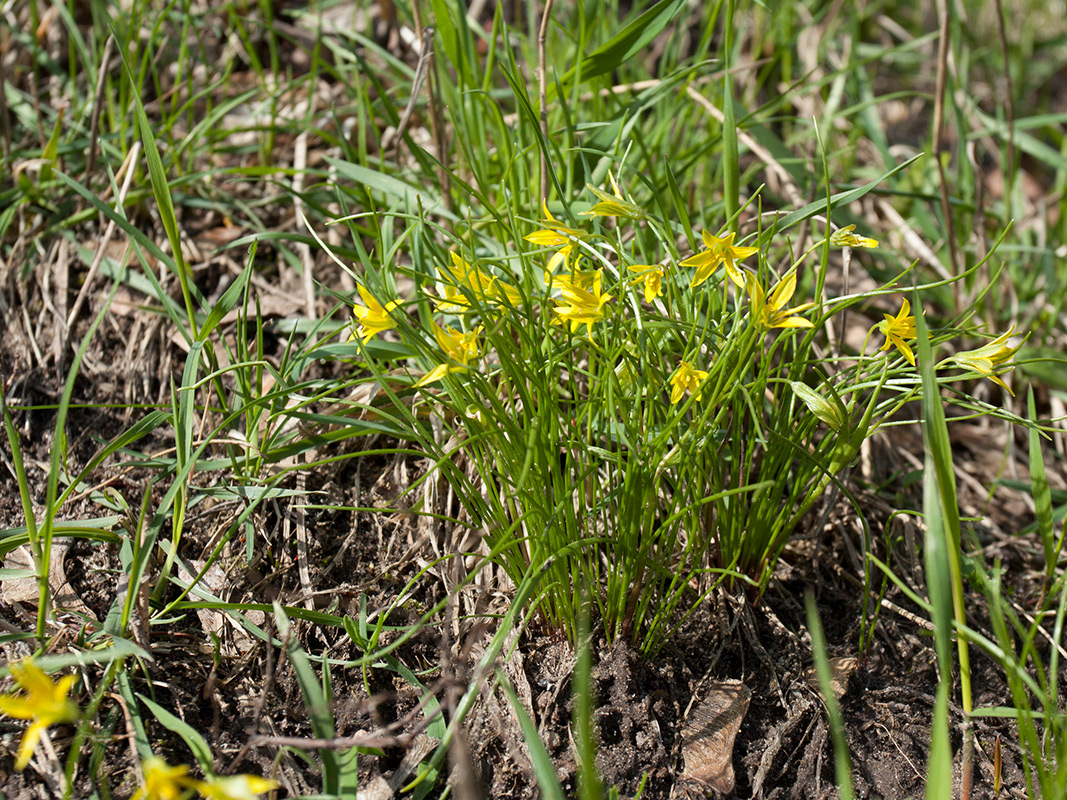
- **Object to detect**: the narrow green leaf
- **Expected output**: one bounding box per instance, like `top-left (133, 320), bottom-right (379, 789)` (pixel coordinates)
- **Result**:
top-left (197, 243), bottom-right (256, 342)
top-left (574, 605), bottom-right (602, 800)
top-left (663, 159), bottom-right (696, 253)
top-left (914, 290), bottom-right (972, 722)
top-left (500, 673), bottom-right (567, 800)
top-left (326, 158), bottom-right (455, 220)
top-left (553, 0), bottom-right (688, 88)
top-left (926, 683), bottom-right (954, 799)
top-left (722, 1), bottom-right (739, 232)
top-left (39, 107), bottom-right (65, 183)
top-left (137, 694), bottom-right (214, 774)
top-left (805, 592), bottom-right (855, 800)
top-left (116, 669), bottom-right (152, 761)
top-left (1028, 388), bottom-right (1057, 580)
top-left (113, 38), bottom-right (198, 335)
top-left (275, 603), bottom-right (344, 795)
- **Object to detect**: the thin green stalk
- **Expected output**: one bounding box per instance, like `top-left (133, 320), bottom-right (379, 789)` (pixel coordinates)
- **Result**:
top-left (914, 291), bottom-right (972, 716)
top-left (805, 591), bottom-right (855, 800)
top-left (721, 0), bottom-right (739, 232)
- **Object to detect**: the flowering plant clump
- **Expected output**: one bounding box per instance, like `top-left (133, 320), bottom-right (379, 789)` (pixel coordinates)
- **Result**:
top-left (345, 178), bottom-right (1022, 650)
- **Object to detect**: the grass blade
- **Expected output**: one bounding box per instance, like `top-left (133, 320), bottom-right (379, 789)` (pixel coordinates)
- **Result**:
top-left (805, 591), bottom-right (855, 800)
top-left (113, 32), bottom-right (198, 337)
top-left (499, 673), bottom-right (567, 800)
top-left (1028, 388), bottom-right (1058, 583)
top-left (553, 0), bottom-right (688, 88)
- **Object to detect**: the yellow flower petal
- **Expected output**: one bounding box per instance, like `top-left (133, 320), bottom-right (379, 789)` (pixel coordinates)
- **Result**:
top-left (0, 658), bottom-right (78, 771)
top-left (875, 300), bottom-right (916, 365)
top-left (414, 363), bottom-right (451, 388)
top-left (682, 230), bottom-right (758, 288)
top-left (15, 720), bottom-right (43, 771)
top-left (669, 360), bottom-right (710, 404)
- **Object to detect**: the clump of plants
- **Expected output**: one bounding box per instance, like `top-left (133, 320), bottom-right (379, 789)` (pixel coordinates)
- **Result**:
top-left (342, 172), bottom-right (1020, 653)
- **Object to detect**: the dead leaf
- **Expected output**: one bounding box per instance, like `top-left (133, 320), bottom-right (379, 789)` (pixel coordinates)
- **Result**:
top-left (2, 542), bottom-right (96, 619)
top-left (804, 656), bottom-right (859, 700)
top-left (680, 680), bottom-right (751, 795)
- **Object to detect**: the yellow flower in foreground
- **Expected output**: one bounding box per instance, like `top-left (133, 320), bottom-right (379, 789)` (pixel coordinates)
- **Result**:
top-left (680, 230), bottom-right (759, 288)
top-left (830, 224), bottom-right (879, 249)
top-left (436, 252), bottom-right (520, 312)
top-left (948, 327), bottom-right (1022, 395)
top-left (199, 774), bottom-right (279, 800)
top-left (627, 264), bottom-right (665, 303)
top-left (580, 173), bottom-right (645, 220)
top-left (0, 658), bottom-right (78, 771)
top-left (875, 299), bottom-right (917, 366)
top-left (669, 361), bottom-right (710, 404)
top-left (553, 268), bottom-right (613, 339)
top-left (350, 284), bottom-right (400, 344)
top-left (132, 756), bottom-right (200, 800)
top-left (746, 271), bottom-right (816, 330)
top-left (414, 323), bottom-right (482, 387)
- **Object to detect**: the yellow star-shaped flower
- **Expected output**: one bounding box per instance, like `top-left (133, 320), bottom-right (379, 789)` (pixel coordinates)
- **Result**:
top-left (415, 323), bottom-right (482, 387)
top-left (525, 201), bottom-right (587, 280)
top-left (627, 264), bottom-right (665, 303)
top-left (553, 268), bottom-right (613, 339)
top-left (669, 360), bottom-right (710, 404)
top-left (746, 271), bottom-right (815, 330)
top-left (680, 230), bottom-right (759, 288)
top-left (350, 284), bottom-right (401, 344)
top-left (0, 658), bottom-right (78, 771)
top-left (436, 252), bottom-right (520, 312)
top-left (199, 773), bottom-right (279, 800)
top-left (525, 200), bottom-right (586, 247)
top-left (579, 173), bottom-right (645, 220)
top-left (875, 299), bottom-right (917, 366)
top-left (132, 757), bottom-right (199, 800)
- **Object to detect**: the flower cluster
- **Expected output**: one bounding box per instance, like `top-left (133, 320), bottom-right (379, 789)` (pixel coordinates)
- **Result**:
top-left (345, 179), bottom-right (1020, 406)
top-left (872, 298), bottom-right (1022, 394)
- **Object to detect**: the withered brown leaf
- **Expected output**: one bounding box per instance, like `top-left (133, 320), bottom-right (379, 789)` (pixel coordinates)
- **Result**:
top-left (680, 680), bottom-right (751, 795)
